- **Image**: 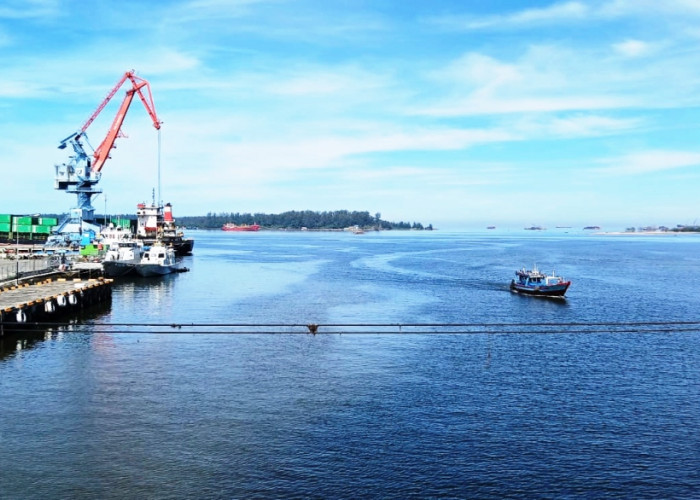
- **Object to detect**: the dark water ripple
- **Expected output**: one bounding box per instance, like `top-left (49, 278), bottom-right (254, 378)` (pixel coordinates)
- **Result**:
top-left (1, 231), bottom-right (699, 498)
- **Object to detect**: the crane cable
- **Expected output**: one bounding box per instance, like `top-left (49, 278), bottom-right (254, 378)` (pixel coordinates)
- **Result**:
top-left (157, 128), bottom-right (162, 207)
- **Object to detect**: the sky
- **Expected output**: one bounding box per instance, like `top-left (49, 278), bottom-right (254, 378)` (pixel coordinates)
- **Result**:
top-left (2, 0), bottom-right (700, 230)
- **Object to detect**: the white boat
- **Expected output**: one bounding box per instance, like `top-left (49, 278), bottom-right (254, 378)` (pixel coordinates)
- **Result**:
top-left (98, 223), bottom-right (134, 245)
top-left (102, 239), bottom-right (144, 277)
top-left (99, 224), bottom-right (144, 277)
top-left (134, 242), bottom-right (178, 277)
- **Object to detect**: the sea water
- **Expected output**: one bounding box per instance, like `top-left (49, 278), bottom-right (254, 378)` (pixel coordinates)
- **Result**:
top-left (1, 230), bottom-right (699, 498)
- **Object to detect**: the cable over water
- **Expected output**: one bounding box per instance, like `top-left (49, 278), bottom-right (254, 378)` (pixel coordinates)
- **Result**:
top-left (4, 320), bottom-right (700, 335)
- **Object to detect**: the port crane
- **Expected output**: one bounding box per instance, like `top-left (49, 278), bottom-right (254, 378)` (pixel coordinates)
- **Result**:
top-left (52, 71), bottom-right (161, 242)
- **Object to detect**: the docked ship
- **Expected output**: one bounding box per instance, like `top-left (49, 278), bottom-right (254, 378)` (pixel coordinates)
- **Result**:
top-left (222, 223), bottom-right (260, 232)
top-left (136, 202), bottom-right (194, 255)
top-left (133, 241), bottom-right (178, 277)
top-left (510, 266), bottom-right (571, 297)
top-left (102, 238), bottom-right (144, 277)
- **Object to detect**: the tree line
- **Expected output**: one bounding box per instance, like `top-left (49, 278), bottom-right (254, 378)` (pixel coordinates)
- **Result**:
top-left (177, 210), bottom-right (431, 230)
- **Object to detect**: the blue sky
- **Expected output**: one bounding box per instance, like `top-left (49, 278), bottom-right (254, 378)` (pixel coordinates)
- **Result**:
top-left (2, 0), bottom-right (700, 229)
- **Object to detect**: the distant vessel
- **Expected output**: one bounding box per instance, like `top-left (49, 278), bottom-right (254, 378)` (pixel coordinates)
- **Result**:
top-left (583, 226), bottom-right (601, 230)
top-left (134, 242), bottom-right (178, 277)
top-left (524, 226), bottom-right (545, 231)
top-left (487, 226), bottom-right (496, 230)
top-left (510, 266), bottom-right (571, 297)
top-left (222, 223), bottom-right (260, 232)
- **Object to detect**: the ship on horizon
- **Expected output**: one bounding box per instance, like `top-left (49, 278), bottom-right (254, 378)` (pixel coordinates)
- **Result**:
top-left (222, 223), bottom-right (260, 232)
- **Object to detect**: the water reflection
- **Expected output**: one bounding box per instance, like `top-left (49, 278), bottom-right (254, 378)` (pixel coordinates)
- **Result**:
top-left (106, 274), bottom-right (179, 323)
top-left (0, 302), bottom-right (113, 360)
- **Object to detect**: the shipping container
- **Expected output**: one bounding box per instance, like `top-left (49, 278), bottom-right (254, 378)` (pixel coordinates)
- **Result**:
top-left (0, 214), bottom-right (11, 223)
top-left (0, 222), bottom-right (10, 232)
top-left (111, 218), bottom-right (132, 229)
top-left (80, 244), bottom-right (100, 257)
top-left (39, 217), bottom-right (58, 226)
top-left (32, 225), bottom-right (51, 234)
top-left (14, 216), bottom-right (33, 225)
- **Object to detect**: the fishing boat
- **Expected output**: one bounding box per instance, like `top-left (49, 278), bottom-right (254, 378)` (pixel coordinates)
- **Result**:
top-left (133, 242), bottom-right (178, 277)
top-left (222, 223), bottom-right (260, 232)
top-left (510, 266), bottom-right (571, 297)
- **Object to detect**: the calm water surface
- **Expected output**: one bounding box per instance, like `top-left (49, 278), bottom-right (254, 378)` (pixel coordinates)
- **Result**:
top-left (1, 230), bottom-right (699, 498)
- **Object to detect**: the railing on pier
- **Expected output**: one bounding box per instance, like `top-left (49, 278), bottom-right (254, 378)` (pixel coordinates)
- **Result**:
top-left (0, 257), bottom-right (57, 284)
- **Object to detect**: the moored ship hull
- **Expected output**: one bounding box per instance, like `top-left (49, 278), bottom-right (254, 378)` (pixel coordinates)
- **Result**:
top-left (510, 282), bottom-right (570, 297)
top-left (102, 260), bottom-right (138, 278)
top-left (134, 263), bottom-right (175, 277)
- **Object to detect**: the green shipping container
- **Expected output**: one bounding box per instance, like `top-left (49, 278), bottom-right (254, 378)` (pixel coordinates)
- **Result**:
top-left (32, 225), bottom-right (51, 234)
top-left (39, 217), bottom-right (58, 226)
top-left (0, 214), bottom-right (11, 223)
top-left (80, 244), bottom-right (100, 257)
top-left (14, 216), bottom-right (33, 225)
top-left (0, 222), bottom-right (10, 232)
top-left (16, 224), bottom-right (32, 233)
top-left (111, 218), bottom-right (131, 229)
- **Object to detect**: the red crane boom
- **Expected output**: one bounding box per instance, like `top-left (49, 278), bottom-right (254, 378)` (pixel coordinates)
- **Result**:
top-left (84, 71), bottom-right (161, 173)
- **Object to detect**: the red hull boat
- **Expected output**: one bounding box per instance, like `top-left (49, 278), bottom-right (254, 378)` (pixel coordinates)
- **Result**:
top-left (222, 223), bottom-right (260, 232)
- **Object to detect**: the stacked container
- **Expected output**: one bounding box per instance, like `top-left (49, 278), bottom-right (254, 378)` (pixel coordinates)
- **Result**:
top-left (0, 214), bottom-right (58, 243)
top-left (0, 214), bottom-right (10, 235)
top-left (111, 218), bottom-right (132, 230)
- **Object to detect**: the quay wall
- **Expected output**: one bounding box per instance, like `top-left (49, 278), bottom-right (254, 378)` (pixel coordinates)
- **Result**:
top-left (0, 278), bottom-right (112, 331)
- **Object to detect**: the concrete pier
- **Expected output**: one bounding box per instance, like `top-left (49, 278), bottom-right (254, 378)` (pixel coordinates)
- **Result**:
top-left (0, 278), bottom-right (112, 329)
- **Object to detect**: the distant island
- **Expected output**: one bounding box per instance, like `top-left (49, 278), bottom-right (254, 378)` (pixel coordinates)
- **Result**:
top-left (671, 225), bottom-right (700, 233)
top-left (178, 210), bottom-right (433, 231)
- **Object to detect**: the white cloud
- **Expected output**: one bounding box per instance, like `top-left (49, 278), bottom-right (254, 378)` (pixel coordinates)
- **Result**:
top-left (525, 114), bottom-right (642, 138)
top-left (434, 0), bottom-right (700, 31)
top-left (596, 150), bottom-right (700, 176)
top-left (430, 1), bottom-right (590, 30)
top-left (199, 127), bottom-right (516, 175)
top-left (265, 68), bottom-right (390, 97)
top-left (613, 39), bottom-right (654, 57)
top-left (419, 95), bottom-right (636, 117)
top-left (418, 34), bottom-right (700, 119)
top-left (600, 0), bottom-right (700, 18)
top-left (500, 1), bottom-right (589, 25)
top-left (0, 0), bottom-right (59, 19)
top-left (436, 53), bottom-right (522, 89)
